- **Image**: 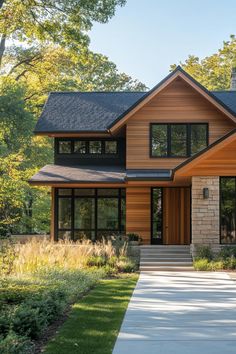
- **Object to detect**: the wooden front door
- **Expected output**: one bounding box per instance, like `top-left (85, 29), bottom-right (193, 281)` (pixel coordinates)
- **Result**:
top-left (151, 187), bottom-right (191, 245)
top-left (163, 187), bottom-right (191, 245)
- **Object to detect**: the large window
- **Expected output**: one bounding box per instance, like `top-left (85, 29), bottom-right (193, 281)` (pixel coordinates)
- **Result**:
top-left (151, 188), bottom-right (163, 244)
top-left (220, 177), bottom-right (236, 244)
top-left (151, 123), bottom-right (208, 157)
top-left (57, 139), bottom-right (118, 156)
top-left (56, 188), bottom-right (126, 241)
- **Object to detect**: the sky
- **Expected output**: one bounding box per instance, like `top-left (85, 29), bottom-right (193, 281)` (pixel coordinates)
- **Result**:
top-left (89, 0), bottom-right (236, 88)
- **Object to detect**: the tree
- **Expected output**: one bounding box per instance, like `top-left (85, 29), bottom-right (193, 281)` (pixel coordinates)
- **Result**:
top-left (171, 35), bottom-right (236, 90)
top-left (2, 45), bottom-right (147, 110)
top-left (0, 0), bottom-right (126, 65)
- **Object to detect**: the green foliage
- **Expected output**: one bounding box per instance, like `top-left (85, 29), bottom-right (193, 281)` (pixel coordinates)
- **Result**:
top-left (0, 1), bottom-right (126, 59)
top-left (194, 245), bottom-right (236, 270)
top-left (127, 233), bottom-right (140, 241)
top-left (86, 255), bottom-right (107, 267)
top-left (0, 238), bottom-right (17, 275)
top-left (116, 256), bottom-right (138, 273)
top-left (193, 258), bottom-right (210, 271)
top-left (195, 246), bottom-right (213, 261)
top-left (0, 0), bottom-right (146, 237)
top-left (0, 331), bottom-right (34, 354)
top-left (171, 35), bottom-right (236, 90)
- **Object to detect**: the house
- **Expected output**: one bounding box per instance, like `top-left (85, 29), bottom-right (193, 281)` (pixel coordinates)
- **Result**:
top-left (29, 66), bottom-right (236, 255)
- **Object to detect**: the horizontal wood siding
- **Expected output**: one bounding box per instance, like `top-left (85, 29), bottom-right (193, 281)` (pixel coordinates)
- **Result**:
top-left (126, 187), bottom-right (151, 245)
top-left (179, 138), bottom-right (236, 176)
top-left (163, 187), bottom-right (191, 245)
top-left (126, 78), bottom-right (235, 169)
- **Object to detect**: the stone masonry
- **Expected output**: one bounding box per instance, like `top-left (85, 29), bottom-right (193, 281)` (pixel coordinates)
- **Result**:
top-left (191, 176), bottom-right (220, 256)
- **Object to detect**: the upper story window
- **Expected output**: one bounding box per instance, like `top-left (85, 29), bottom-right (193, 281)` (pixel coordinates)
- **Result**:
top-left (151, 123), bottom-right (208, 158)
top-left (57, 139), bottom-right (118, 156)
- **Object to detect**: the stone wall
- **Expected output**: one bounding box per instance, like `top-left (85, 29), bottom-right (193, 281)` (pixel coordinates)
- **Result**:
top-left (191, 176), bottom-right (220, 256)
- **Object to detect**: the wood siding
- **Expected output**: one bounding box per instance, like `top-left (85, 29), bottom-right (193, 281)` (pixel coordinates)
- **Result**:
top-left (126, 78), bottom-right (235, 169)
top-left (163, 187), bottom-right (191, 245)
top-left (126, 187), bottom-right (151, 245)
top-left (176, 136), bottom-right (236, 176)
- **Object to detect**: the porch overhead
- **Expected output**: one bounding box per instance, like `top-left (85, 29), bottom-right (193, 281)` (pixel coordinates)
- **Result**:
top-left (29, 164), bottom-right (126, 185)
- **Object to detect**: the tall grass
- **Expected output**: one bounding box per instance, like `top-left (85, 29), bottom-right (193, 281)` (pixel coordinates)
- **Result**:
top-left (1, 237), bottom-right (131, 276)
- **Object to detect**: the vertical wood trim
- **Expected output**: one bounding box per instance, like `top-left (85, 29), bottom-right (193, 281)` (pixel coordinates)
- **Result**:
top-left (126, 187), bottom-right (151, 244)
top-left (163, 187), bottom-right (190, 245)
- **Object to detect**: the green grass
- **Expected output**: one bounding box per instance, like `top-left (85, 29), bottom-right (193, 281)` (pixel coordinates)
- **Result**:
top-left (44, 275), bottom-right (138, 354)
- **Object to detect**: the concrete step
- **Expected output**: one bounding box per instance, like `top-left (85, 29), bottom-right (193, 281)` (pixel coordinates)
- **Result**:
top-left (141, 258), bottom-right (192, 263)
top-left (140, 261), bottom-right (193, 266)
top-left (141, 252), bottom-right (191, 258)
top-left (141, 255), bottom-right (192, 260)
top-left (140, 245), bottom-right (190, 249)
top-left (140, 266), bottom-right (194, 271)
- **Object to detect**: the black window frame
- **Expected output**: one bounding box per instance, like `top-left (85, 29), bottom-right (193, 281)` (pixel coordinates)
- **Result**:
top-left (55, 188), bottom-right (126, 241)
top-left (220, 177), bottom-right (236, 245)
top-left (150, 123), bottom-right (209, 158)
top-left (56, 138), bottom-right (118, 156)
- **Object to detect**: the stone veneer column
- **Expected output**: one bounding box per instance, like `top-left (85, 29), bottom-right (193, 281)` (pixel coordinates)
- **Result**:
top-left (191, 176), bottom-right (220, 256)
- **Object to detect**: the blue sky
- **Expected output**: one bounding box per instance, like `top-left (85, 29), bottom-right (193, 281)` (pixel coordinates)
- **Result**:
top-left (89, 0), bottom-right (236, 88)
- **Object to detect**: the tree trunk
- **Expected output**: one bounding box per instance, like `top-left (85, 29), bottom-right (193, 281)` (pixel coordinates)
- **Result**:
top-left (0, 34), bottom-right (6, 67)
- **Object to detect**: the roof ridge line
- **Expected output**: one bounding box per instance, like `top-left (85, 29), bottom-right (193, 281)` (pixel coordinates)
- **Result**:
top-left (49, 91), bottom-right (147, 94)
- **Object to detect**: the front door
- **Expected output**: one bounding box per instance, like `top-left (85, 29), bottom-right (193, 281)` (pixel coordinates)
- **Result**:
top-left (151, 187), bottom-right (191, 245)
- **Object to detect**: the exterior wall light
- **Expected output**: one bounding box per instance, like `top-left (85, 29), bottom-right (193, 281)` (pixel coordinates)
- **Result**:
top-left (203, 187), bottom-right (209, 199)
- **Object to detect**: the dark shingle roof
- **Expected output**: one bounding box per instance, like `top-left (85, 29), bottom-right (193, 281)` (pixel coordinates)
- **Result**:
top-left (34, 92), bottom-right (146, 133)
top-left (212, 91), bottom-right (236, 115)
top-left (34, 67), bottom-right (236, 134)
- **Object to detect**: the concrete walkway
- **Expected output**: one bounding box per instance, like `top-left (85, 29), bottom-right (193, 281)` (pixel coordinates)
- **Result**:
top-left (113, 272), bottom-right (236, 354)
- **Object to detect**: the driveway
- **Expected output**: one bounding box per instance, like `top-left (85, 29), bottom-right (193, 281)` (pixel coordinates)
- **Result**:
top-left (113, 272), bottom-right (236, 354)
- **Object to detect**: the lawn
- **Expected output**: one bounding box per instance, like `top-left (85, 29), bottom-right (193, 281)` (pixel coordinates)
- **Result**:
top-left (44, 275), bottom-right (138, 354)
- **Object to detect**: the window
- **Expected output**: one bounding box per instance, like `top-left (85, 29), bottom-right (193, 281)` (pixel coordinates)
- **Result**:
top-left (89, 141), bottom-right (102, 154)
top-left (57, 139), bottom-right (118, 156)
top-left (105, 141), bottom-right (117, 154)
top-left (170, 124), bottom-right (187, 157)
top-left (151, 124), bottom-right (167, 157)
top-left (220, 177), bottom-right (236, 244)
top-left (152, 188), bottom-right (162, 244)
top-left (74, 141), bottom-right (86, 154)
top-left (150, 123), bottom-right (208, 157)
top-left (191, 124), bottom-right (208, 155)
top-left (56, 188), bottom-right (126, 241)
top-left (58, 141), bottom-right (71, 154)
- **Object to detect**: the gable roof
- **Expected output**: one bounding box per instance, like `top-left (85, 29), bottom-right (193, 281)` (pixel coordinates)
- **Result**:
top-left (174, 127), bottom-right (236, 177)
top-left (34, 67), bottom-right (236, 134)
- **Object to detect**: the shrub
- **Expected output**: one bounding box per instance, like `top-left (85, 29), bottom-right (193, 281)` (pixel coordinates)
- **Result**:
top-left (0, 331), bottom-right (34, 354)
top-left (0, 313), bottom-right (11, 337)
top-left (0, 239), bottom-right (17, 276)
top-left (116, 257), bottom-right (137, 273)
top-left (218, 246), bottom-right (236, 260)
top-left (193, 259), bottom-right (210, 271)
top-left (127, 233), bottom-right (140, 242)
top-left (195, 246), bottom-right (213, 261)
top-left (86, 256), bottom-right (106, 267)
top-left (12, 305), bottom-right (47, 339)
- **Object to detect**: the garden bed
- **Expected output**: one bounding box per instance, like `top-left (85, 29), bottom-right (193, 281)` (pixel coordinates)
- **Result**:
top-left (0, 238), bottom-right (138, 354)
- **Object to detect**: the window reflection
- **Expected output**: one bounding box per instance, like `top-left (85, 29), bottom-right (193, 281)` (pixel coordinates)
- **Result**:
top-left (221, 178), bottom-right (236, 244)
